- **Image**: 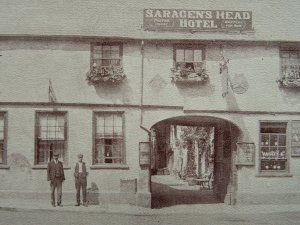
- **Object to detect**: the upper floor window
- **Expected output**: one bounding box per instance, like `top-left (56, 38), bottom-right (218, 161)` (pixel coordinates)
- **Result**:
top-left (87, 43), bottom-right (126, 85)
top-left (174, 45), bottom-right (205, 72)
top-left (93, 112), bottom-right (124, 165)
top-left (0, 113), bottom-right (7, 164)
top-left (279, 50), bottom-right (300, 87)
top-left (35, 112), bottom-right (68, 165)
top-left (91, 43), bottom-right (122, 69)
top-left (259, 122), bottom-right (288, 173)
top-left (171, 44), bottom-right (208, 83)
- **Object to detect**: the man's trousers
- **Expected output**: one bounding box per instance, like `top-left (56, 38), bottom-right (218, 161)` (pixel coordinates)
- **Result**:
top-left (50, 179), bottom-right (62, 205)
top-left (75, 174), bottom-right (87, 204)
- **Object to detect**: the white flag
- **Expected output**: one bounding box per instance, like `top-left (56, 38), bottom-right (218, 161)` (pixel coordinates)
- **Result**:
top-left (220, 58), bottom-right (229, 98)
top-left (48, 79), bottom-right (57, 103)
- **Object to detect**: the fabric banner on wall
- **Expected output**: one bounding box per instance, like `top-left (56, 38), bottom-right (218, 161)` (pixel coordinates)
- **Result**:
top-left (220, 58), bottom-right (230, 97)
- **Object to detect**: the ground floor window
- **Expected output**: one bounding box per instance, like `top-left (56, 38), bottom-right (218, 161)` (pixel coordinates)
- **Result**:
top-left (35, 112), bottom-right (67, 165)
top-left (93, 112), bottom-right (124, 164)
top-left (0, 113), bottom-right (7, 164)
top-left (260, 122), bottom-right (287, 172)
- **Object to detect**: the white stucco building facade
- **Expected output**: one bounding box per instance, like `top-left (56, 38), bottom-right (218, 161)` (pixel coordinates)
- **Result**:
top-left (0, 0), bottom-right (300, 207)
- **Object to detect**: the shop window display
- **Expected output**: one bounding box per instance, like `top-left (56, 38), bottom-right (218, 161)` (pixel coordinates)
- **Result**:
top-left (260, 122), bottom-right (287, 172)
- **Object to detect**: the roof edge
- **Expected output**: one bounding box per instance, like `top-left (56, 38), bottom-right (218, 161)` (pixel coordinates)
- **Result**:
top-left (0, 34), bottom-right (300, 45)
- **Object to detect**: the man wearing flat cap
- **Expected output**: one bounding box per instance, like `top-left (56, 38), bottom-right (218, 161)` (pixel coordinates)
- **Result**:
top-left (47, 151), bottom-right (65, 207)
top-left (74, 153), bottom-right (88, 206)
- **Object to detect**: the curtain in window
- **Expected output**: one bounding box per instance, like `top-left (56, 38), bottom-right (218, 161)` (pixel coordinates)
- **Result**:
top-left (94, 113), bottom-right (123, 164)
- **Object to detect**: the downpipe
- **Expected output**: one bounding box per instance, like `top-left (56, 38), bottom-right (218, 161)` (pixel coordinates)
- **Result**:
top-left (139, 39), bottom-right (151, 139)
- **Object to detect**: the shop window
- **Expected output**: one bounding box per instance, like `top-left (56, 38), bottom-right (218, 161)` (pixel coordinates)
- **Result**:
top-left (0, 113), bottom-right (7, 164)
top-left (35, 112), bottom-right (67, 165)
top-left (93, 112), bottom-right (124, 164)
top-left (171, 44), bottom-right (208, 83)
top-left (278, 50), bottom-right (300, 87)
top-left (259, 122), bottom-right (288, 172)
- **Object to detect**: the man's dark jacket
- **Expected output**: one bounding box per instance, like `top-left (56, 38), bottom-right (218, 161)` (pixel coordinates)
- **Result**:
top-left (47, 160), bottom-right (65, 181)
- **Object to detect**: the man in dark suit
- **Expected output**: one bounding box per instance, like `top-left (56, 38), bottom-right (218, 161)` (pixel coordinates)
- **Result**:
top-left (47, 151), bottom-right (65, 207)
top-left (74, 153), bottom-right (88, 207)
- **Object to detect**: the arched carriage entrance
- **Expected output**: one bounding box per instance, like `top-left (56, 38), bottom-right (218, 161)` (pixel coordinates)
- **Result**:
top-left (149, 116), bottom-right (241, 208)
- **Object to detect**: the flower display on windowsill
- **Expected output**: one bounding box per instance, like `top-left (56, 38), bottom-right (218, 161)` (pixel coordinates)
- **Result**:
top-left (170, 67), bottom-right (209, 84)
top-left (86, 64), bottom-right (126, 85)
top-left (277, 67), bottom-right (300, 88)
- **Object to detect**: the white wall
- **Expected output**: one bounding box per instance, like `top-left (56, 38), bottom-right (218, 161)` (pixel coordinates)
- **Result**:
top-left (1, 39), bottom-right (299, 113)
top-left (0, 40), bottom-right (141, 105)
top-left (0, 106), bottom-right (143, 193)
top-left (143, 42), bottom-right (300, 112)
top-left (1, 38), bottom-right (300, 202)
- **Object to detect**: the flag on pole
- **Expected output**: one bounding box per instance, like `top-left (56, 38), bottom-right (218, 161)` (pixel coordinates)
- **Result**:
top-left (48, 79), bottom-right (57, 103)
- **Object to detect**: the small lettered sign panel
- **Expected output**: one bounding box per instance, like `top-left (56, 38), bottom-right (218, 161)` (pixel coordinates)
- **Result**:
top-left (236, 142), bottom-right (255, 165)
top-left (139, 142), bottom-right (150, 166)
top-left (291, 121), bottom-right (300, 156)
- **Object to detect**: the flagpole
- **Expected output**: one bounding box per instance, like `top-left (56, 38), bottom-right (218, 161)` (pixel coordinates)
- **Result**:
top-left (48, 79), bottom-right (51, 103)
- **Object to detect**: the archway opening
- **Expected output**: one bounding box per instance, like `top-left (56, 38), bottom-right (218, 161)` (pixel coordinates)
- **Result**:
top-left (150, 116), bottom-right (241, 208)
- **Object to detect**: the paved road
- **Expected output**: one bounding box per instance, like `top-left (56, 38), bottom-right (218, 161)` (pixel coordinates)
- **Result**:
top-left (1, 209), bottom-right (300, 225)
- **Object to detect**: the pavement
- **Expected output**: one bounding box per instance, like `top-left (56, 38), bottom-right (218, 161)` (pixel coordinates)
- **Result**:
top-left (1, 197), bottom-right (300, 215)
top-left (1, 176), bottom-right (299, 215)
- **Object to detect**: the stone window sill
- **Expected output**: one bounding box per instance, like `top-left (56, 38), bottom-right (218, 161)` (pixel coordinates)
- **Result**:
top-left (32, 165), bottom-right (71, 170)
top-left (256, 173), bottom-right (293, 177)
top-left (0, 164), bottom-right (10, 169)
top-left (90, 164), bottom-right (129, 170)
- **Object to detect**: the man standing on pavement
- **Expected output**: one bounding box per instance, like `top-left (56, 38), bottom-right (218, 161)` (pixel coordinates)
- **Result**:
top-left (47, 151), bottom-right (65, 207)
top-left (74, 153), bottom-right (88, 207)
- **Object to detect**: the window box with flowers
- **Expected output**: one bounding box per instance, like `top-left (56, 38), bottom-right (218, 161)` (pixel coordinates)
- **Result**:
top-left (87, 43), bottom-right (127, 85)
top-left (277, 50), bottom-right (300, 88)
top-left (171, 45), bottom-right (209, 84)
top-left (171, 64), bottom-right (209, 84)
top-left (86, 64), bottom-right (126, 85)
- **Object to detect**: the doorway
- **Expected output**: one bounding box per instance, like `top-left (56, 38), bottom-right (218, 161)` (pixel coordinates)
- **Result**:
top-left (150, 116), bottom-right (240, 208)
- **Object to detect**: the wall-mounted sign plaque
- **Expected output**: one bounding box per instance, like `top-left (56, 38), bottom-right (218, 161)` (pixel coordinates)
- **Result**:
top-left (144, 9), bottom-right (253, 32)
top-left (231, 73), bottom-right (249, 94)
top-left (139, 142), bottom-right (151, 166)
top-left (236, 142), bottom-right (255, 165)
top-left (291, 121), bottom-right (300, 156)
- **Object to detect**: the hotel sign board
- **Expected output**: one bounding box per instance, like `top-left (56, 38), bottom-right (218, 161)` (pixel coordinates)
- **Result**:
top-left (143, 9), bottom-right (252, 32)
